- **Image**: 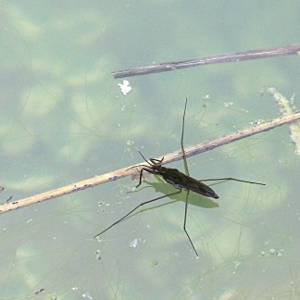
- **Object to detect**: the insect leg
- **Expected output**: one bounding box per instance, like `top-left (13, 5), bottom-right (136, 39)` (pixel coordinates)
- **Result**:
top-left (183, 190), bottom-right (199, 258)
top-left (198, 178), bottom-right (265, 185)
top-left (181, 98), bottom-right (190, 176)
top-left (181, 99), bottom-right (199, 257)
top-left (94, 189), bottom-right (182, 239)
top-left (149, 157), bottom-right (164, 164)
top-left (136, 168), bottom-right (155, 188)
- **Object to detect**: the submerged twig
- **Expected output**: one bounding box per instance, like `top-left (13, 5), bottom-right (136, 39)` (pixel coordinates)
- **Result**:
top-left (112, 44), bottom-right (300, 78)
top-left (268, 87), bottom-right (300, 154)
top-left (0, 111), bottom-right (300, 214)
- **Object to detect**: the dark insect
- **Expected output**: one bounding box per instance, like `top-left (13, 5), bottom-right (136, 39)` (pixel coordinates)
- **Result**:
top-left (35, 288), bottom-right (45, 295)
top-left (94, 99), bottom-right (265, 257)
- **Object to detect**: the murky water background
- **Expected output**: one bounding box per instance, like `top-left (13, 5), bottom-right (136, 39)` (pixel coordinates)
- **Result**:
top-left (1, 2), bottom-right (300, 299)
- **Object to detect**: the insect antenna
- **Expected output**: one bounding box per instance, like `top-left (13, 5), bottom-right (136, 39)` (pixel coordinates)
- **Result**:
top-left (136, 148), bottom-right (152, 165)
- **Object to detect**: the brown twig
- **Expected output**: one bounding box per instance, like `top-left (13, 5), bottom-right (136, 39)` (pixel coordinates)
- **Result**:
top-left (1, 110), bottom-right (300, 214)
top-left (112, 44), bottom-right (300, 78)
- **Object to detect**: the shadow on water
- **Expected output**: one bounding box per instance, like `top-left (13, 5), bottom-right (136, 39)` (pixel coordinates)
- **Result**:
top-left (130, 175), bottom-right (219, 212)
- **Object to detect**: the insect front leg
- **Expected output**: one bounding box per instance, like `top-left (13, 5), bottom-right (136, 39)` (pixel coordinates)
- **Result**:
top-left (136, 167), bottom-right (155, 188)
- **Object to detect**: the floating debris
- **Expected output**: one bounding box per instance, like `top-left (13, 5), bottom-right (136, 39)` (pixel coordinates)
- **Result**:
top-left (118, 80), bottom-right (132, 96)
top-left (95, 249), bottom-right (101, 260)
top-left (261, 248), bottom-right (284, 258)
top-left (151, 259), bottom-right (158, 266)
top-left (129, 238), bottom-right (142, 248)
top-left (224, 102), bottom-right (234, 108)
top-left (34, 288), bottom-right (44, 295)
top-left (268, 87), bottom-right (300, 155)
top-left (269, 248), bottom-right (284, 258)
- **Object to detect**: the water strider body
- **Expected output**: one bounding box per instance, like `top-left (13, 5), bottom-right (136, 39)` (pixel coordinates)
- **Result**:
top-left (94, 99), bottom-right (265, 257)
top-left (136, 156), bottom-right (219, 199)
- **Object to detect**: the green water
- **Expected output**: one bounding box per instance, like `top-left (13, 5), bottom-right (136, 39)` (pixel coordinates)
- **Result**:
top-left (0, 1), bottom-right (300, 299)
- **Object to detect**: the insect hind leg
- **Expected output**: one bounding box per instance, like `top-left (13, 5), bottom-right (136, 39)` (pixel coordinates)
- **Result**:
top-left (198, 177), bottom-right (265, 186)
top-left (183, 190), bottom-right (199, 257)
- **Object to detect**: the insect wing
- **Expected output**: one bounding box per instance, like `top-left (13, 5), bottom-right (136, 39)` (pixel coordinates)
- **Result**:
top-left (184, 176), bottom-right (219, 199)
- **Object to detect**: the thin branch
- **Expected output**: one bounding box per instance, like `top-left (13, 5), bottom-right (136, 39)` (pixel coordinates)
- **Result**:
top-left (1, 110), bottom-right (300, 214)
top-left (112, 44), bottom-right (300, 78)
